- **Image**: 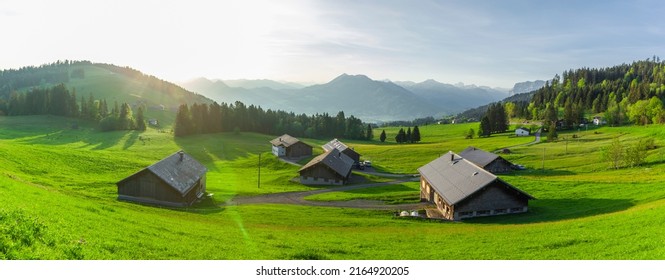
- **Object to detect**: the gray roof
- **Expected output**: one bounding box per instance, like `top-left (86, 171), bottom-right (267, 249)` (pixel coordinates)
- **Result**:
top-left (299, 148), bottom-right (354, 177)
top-left (458, 146), bottom-right (501, 168)
top-left (418, 151), bottom-right (533, 205)
top-left (270, 134), bottom-right (309, 148)
top-left (118, 151), bottom-right (207, 196)
top-left (322, 138), bottom-right (360, 158)
top-left (323, 139), bottom-right (349, 152)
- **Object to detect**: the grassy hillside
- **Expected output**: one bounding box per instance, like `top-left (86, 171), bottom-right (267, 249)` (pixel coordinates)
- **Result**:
top-left (65, 64), bottom-right (210, 109)
top-left (4, 62), bottom-right (210, 127)
top-left (1, 116), bottom-right (665, 259)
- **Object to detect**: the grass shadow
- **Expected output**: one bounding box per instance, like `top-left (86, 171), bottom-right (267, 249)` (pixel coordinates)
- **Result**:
top-left (465, 198), bottom-right (634, 225)
top-left (19, 127), bottom-right (130, 150)
top-left (122, 131), bottom-right (140, 150)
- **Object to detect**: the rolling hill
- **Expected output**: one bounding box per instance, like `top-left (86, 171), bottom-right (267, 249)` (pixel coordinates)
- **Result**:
top-left (0, 61), bottom-right (211, 111)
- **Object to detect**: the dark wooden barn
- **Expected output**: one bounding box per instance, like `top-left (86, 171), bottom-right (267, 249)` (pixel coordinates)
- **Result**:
top-left (299, 148), bottom-right (354, 185)
top-left (418, 152), bottom-right (534, 220)
top-left (459, 146), bottom-right (514, 174)
top-left (116, 151), bottom-right (208, 207)
top-left (322, 138), bottom-right (361, 164)
top-left (270, 134), bottom-right (313, 158)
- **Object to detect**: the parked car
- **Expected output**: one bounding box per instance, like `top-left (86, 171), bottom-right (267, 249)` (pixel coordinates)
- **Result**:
top-left (362, 160), bottom-right (372, 167)
top-left (512, 164), bottom-right (526, 170)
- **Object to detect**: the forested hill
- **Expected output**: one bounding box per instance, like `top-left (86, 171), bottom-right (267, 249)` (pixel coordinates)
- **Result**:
top-left (0, 61), bottom-right (210, 111)
top-left (456, 90), bottom-right (535, 120)
top-left (529, 58), bottom-right (665, 122)
top-left (457, 58), bottom-right (665, 124)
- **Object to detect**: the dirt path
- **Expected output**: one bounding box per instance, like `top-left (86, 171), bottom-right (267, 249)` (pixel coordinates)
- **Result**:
top-left (493, 129), bottom-right (542, 153)
top-left (221, 177), bottom-right (427, 210)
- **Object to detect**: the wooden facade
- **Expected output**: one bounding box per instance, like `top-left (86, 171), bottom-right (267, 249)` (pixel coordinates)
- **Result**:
top-left (117, 151), bottom-right (207, 207)
top-left (270, 134), bottom-right (313, 158)
top-left (459, 146), bottom-right (514, 174)
top-left (299, 163), bottom-right (348, 185)
top-left (419, 152), bottom-right (534, 220)
top-left (299, 149), bottom-right (354, 185)
top-left (483, 157), bottom-right (514, 174)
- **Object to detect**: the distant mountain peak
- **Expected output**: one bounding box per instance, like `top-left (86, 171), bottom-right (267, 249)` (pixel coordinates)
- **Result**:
top-left (330, 73), bottom-right (373, 84)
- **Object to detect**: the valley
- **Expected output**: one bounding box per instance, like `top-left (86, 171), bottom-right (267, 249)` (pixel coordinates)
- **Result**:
top-left (1, 115), bottom-right (664, 259)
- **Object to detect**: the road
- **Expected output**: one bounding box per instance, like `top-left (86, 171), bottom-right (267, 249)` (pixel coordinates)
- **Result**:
top-left (221, 177), bottom-right (427, 210)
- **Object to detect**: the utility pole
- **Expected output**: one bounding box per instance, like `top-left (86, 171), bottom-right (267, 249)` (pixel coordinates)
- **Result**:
top-left (258, 153), bottom-right (261, 189)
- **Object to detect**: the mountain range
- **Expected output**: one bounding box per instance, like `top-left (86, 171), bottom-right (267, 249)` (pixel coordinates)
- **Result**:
top-left (181, 74), bottom-right (511, 122)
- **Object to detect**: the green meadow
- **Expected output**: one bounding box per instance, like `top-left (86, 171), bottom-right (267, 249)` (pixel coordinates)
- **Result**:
top-left (1, 115), bottom-right (665, 259)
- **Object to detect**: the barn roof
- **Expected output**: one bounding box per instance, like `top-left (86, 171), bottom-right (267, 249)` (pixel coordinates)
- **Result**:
top-left (322, 139), bottom-right (359, 155)
top-left (458, 146), bottom-right (503, 168)
top-left (117, 150), bottom-right (207, 196)
top-left (418, 151), bottom-right (533, 205)
top-left (270, 134), bottom-right (310, 148)
top-left (299, 148), bottom-right (354, 177)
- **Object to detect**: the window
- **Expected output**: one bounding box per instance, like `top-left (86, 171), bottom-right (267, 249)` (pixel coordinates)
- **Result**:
top-left (459, 211), bottom-right (473, 217)
top-left (494, 209), bottom-right (507, 214)
top-left (476, 210), bottom-right (490, 216)
top-left (510, 207), bottom-right (523, 213)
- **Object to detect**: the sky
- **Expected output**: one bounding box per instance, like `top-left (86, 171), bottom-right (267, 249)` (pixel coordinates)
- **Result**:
top-left (1, 0), bottom-right (665, 88)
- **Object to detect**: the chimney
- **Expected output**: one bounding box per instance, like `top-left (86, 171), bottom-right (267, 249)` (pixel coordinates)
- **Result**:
top-left (450, 153), bottom-right (454, 161)
top-left (178, 151), bottom-right (184, 161)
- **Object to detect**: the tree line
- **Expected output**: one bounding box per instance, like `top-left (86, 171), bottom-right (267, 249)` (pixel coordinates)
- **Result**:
top-left (173, 101), bottom-right (372, 140)
top-left (522, 58), bottom-right (665, 127)
top-left (4, 83), bottom-right (145, 131)
top-left (478, 102), bottom-right (509, 137)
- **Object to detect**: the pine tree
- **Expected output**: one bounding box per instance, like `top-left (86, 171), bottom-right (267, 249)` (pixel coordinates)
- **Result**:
top-left (366, 124), bottom-right (373, 140)
top-left (479, 116), bottom-right (491, 137)
top-left (395, 128), bottom-right (405, 143)
top-left (136, 106), bottom-right (146, 131)
top-left (174, 104), bottom-right (192, 137)
top-left (547, 121), bottom-right (558, 142)
top-left (406, 127), bottom-right (412, 143)
top-left (380, 130), bottom-right (387, 143)
top-left (68, 88), bottom-right (79, 117)
top-left (412, 125), bottom-right (421, 143)
top-left (99, 99), bottom-right (108, 118)
top-left (119, 103), bottom-right (133, 130)
top-left (80, 96), bottom-right (88, 118)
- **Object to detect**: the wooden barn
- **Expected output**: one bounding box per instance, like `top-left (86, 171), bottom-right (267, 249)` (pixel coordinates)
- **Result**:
top-left (116, 151), bottom-right (207, 207)
top-left (322, 138), bottom-right (361, 164)
top-left (418, 152), bottom-right (534, 220)
top-left (458, 146), bottom-right (514, 174)
top-left (299, 148), bottom-right (354, 185)
top-left (270, 134), bottom-right (313, 158)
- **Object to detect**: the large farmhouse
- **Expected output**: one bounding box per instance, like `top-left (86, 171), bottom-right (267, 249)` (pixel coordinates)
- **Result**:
top-left (116, 151), bottom-right (207, 207)
top-left (322, 138), bottom-right (361, 164)
top-left (418, 152), bottom-right (534, 220)
top-left (299, 148), bottom-right (354, 185)
top-left (270, 134), bottom-right (313, 158)
top-left (458, 146), bottom-right (514, 174)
